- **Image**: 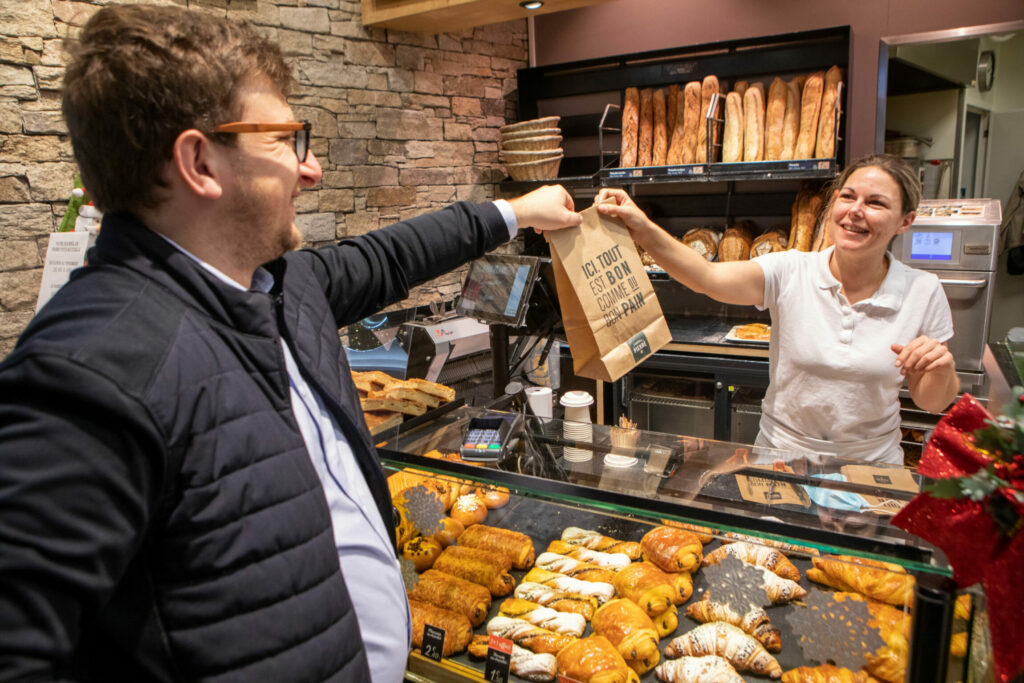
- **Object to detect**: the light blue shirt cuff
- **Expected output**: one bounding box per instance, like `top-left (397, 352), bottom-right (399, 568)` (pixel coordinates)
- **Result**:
top-left (493, 199), bottom-right (518, 241)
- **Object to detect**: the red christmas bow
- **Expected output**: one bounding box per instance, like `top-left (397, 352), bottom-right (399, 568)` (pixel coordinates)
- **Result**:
top-left (891, 394), bottom-right (1024, 683)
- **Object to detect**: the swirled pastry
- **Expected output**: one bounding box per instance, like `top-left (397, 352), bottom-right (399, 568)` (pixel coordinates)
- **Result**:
top-left (536, 552), bottom-right (618, 584)
top-left (498, 598), bottom-right (587, 637)
top-left (523, 567), bottom-right (615, 605)
top-left (562, 527), bottom-right (642, 560)
top-left (468, 635), bottom-right (558, 682)
top-left (514, 581), bottom-right (598, 621)
top-left (486, 616), bottom-right (577, 655)
top-left (546, 540), bottom-right (633, 571)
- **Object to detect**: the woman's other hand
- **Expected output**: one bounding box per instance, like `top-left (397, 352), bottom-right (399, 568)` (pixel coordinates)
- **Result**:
top-left (893, 336), bottom-right (959, 413)
top-left (593, 187), bottom-right (657, 240)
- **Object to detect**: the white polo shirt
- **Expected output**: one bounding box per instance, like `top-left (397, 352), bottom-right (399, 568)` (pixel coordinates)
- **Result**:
top-left (753, 246), bottom-right (953, 464)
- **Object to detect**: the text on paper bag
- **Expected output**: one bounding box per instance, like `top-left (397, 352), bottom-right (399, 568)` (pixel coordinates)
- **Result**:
top-left (579, 244), bottom-right (646, 328)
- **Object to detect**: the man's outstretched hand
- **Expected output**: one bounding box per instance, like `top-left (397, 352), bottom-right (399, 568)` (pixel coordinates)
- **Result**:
top-left (508, 184), bottom-right (583, 233)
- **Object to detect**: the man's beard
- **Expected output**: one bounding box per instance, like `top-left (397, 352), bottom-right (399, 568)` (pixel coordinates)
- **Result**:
top-left (227, 176), bottom-right (301, 266)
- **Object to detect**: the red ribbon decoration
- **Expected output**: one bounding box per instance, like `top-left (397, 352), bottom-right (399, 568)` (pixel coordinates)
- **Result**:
top-left (891, 394), bottom-right (1024, 683)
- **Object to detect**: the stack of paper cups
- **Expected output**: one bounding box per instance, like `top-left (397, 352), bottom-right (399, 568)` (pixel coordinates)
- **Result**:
top-left (560, 391), bottom-right (594, 462)
top-left (524, 386), bottom-right (553, 419)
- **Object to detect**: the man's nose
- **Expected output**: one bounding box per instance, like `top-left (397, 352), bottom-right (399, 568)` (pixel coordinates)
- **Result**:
top-left (300, 149), bottom-right (322, 187)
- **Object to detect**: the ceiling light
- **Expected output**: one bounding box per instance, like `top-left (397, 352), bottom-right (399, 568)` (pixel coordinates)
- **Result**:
top-left (520, 1), bottom-right (544, 9)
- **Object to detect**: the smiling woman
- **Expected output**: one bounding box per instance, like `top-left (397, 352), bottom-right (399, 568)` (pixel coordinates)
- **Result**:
top-left (593, 153), bottom-right (959, 464)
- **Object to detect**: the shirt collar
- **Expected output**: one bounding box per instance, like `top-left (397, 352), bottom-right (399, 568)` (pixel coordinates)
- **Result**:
top-left (157, 234), bottom-right (274, 294)
top-left (813, 245), bottom-right (906, 310)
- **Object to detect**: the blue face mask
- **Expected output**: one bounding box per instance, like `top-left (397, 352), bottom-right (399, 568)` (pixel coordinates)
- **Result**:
top-left (804, 472), bottom-right (868, 512)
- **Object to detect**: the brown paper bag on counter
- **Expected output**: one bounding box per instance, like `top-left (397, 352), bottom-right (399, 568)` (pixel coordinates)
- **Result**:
top-left (545, 203), bottom-right (671, 382)
top-left (840, 464), bottom-right (918, 515)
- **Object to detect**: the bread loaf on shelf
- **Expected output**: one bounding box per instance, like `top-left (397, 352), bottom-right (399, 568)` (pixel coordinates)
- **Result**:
top-left (696, 75), bottom-right (719, 163)
top-left (722, 91), bottom-right (744, 163)
top-left (637, 87), bottom-right (654, 167)
top-left (750, 228), bottom-right (789, 258)
top-left (733, 80), bottom-right (749, 98)
top-left (780, 78), bottom-right (802, 160)
top-left (795, 71), bottom-right (824, 159)
top-left (666, 83), bottom-right (679, 151)
top-left (681, 227), bottom-right (721, 261)
top-left (742, 86), bottom-right (765, 162)
top-left (680, 80), bottom-right (702, 164)
top-left (791, 191), bottom-right (823, 252)
top-left (718, 222), bottom-right (756, 262)
top-left (666, 86), bottom-right (688, 165)
top-left (764, 77), bottom-right (788, 161)
top-left (620, 87), bottom-right (639, 168)
top-left (815, 65), bottom-right (843, 159)
top-left (652, 88), bottom-right (668, 166)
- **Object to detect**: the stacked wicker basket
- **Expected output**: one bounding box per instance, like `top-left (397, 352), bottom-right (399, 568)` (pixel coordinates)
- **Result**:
top-left (499, 115), bottom-right (563, 182)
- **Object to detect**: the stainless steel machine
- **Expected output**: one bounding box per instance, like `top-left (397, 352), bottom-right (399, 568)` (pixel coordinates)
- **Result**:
top-left (890, 198), bottom-right (1003, 394)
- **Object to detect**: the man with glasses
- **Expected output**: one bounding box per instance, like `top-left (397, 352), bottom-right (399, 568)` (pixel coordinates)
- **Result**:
top-left (0, 5), bottom-right (580, 682)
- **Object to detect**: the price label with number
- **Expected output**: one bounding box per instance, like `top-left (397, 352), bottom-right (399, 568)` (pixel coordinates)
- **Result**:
top-left (421, 624), bottom-right (445, 662)
top-left (484, 634), bottom-right (513, 683)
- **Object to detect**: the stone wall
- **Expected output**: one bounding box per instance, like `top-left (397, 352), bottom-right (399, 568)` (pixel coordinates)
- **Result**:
top-left (0, 0), bottom-right (528, 357)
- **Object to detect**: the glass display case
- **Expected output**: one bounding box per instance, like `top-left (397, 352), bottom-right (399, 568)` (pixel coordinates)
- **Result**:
top-left (381, 406), bottom-right (981, 683)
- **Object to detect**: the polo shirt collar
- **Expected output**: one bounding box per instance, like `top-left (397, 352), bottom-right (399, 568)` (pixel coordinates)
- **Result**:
top-left (813, 245), bottom-right (906, 310)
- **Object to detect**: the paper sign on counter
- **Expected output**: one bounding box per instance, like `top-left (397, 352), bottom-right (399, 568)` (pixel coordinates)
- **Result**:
top-left (35, 232), bottom-right (90, 313)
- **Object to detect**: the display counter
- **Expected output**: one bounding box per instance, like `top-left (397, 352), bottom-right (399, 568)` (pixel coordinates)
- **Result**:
top-left (379, 405), bottom-right (979, 683)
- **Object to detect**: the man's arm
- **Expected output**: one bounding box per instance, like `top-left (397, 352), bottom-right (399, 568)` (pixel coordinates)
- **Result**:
top-left (0, 353), bottom-right (164, 681)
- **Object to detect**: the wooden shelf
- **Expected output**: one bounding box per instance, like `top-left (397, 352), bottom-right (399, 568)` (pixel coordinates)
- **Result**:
top-left (361, 0), bottom-right (614, 33)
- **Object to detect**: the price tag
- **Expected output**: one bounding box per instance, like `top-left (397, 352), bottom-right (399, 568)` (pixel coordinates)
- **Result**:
top-left (483, 634), bottom-right (513, 683)
top-left (421, 624), bottom-right (445, 662)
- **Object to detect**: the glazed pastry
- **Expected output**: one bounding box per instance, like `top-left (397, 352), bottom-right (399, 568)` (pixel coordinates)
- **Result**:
top-left (950, 631), bottom-right (968, 658)
top-left (807, 555), bottom-right (915, 607)
top-left (781, 665), bottom-right (875, 683)
top-left (498, 598), bottom-right (587, 636)
top-left (536, 552), bottom-right (617, 584)
top-left (523, 567), bottom-right (615, 605)
top-left (450, 494), bottom-right (488, 527)
top-left (722, 532), bottom-right (820, 556)
top-left (468, 635), bottom-right (558, 682)
top-left (641, 526), bottom-right (703, 573)
top-left (476, 486), bottom-right (510, 509)
top-left (592, 598), bottom-right (661, 675)
top-left (703, 541), bottom-right (801, 581)
top-left (486, 616), bottom-right (577, 655)
top-left (651, 604), bottom-right (678, 639)
top-left (685, 597), bottom-right (781, 652)
top-left (562, 527), bottom-right (642, 560)
top-left (955, 594), bottom-right (972, 621)
top-left (546, 540), bottom-right (633, 571)
top-left (408, 569), bottom-right (492, 627)
top-left (403, 536), bottom-right (442, 571)
top-left (556, 635), bottom-right (641, 683)
top-left (655, 655), bottom-right (745, 683)
top-left (664, 623), bottom-right (782, 678)
top-left (515, 581), bottom-right (598, 620)
top-left (430, 516), bottom-right (464, 547)
top-left (458, 524), bottom-right (535, 569)
top-left (409, 598), bottom-right (473, 657)
top-left (613, 562), bottom-right (676, 617)
top-left (433, 545), bottom-right (515, 596)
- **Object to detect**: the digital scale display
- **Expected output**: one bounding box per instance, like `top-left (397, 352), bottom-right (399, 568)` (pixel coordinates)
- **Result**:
top-left (910, 231), bottom-right (954, 261)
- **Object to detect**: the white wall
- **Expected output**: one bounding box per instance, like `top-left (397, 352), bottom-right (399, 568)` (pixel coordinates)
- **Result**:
top-left (886, 90), bottom-right (960, 160)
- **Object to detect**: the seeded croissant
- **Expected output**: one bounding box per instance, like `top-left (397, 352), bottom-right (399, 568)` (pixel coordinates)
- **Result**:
top-left (664, 623), bottom-right (782, 678)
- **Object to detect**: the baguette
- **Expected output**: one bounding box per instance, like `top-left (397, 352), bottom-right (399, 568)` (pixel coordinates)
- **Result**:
top-left (722, 91), bottom-right (744, 163)
top-left (696, 75), bottom-right (719, 163)
top-left (638, 87), bottom-right (654, 167)
top-left (620, 87), bottom-right (639, 168)
top-left (795, 71), bottom-right (824, 159)
top-left (666, 83), bottom-right (679, 151)
top-left (666, 86), bottom-right (687, 165)
top-left (681, 81), bottom-right (701, 164)
top-left (780, 79), bottom-right (801, 160)
top-left (733, 80), bottom-right (748, 99)
top-left (791, 191), bottom-right (822, 252)
top-left (742, 86), bottom-right (765, 162)
top-left (764, 77), bottom-right (788, 161)
top-left (815, 65), bottom-right (843, 159)
top-left (652, 88), bottom-right (668, 166)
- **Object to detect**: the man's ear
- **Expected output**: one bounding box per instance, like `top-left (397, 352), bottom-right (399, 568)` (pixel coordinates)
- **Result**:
top-left (172, 129), bottom-right (225, 200)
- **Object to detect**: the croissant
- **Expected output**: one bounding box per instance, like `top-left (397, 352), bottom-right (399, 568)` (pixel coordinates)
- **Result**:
top-left (654, 655), bottom-right (745, 683)
top-left (458, 524), bottom-right (536, 569)
top-left (613, 562), bottom-right (676, 617)
top-left (781, 665), bottom-right (876, 683)
top-left (641, 526), bottom-right (703, 572)
top-left (807, 555), bottom-right (914, 607)
top-left (592, 598), bottom-right (661, 675)
top-left (738, 564), bottom-right (807, 603)
top-left (659, 519), bottom-right (716, 544)
top-left (651, 605), bottom-right (678, 639)
top-left (546, 540), bottom-right (633, 571)
top-left (524, 567), bottom-right (615, 605)
top-left (409, 599), bottom-right (473, 657)
top-left (498, 598), bottom-right (587, 637)
top-left (562, 526), bottom-right (642, 560)
top-left (515, 581), bottom-right (598, 620)
top-left (685, 597), bottom-right (782, 652)
top-left (723, 532), bottom-right (820, 556)
top-left (487, 616), bottom-right (577, 655)
top-left (664, 623), bottom-right (782, 678)
top-left (703, 541), bottom-right (801, 581)
top-left (556, 635), bottom-right (641, 683)
top-left (468, 635), bottom-right (558, 682)
top-left (407, 569), bottom-right (492, 627)
top-left (433, 545), bottom-right (516, 596)
top-left (536, 552), bottom-right (618, 584)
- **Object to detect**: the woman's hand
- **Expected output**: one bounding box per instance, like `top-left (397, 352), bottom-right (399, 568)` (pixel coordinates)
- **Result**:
top-left (893, 336), bottom-right (959, 413)
top-left (593, 188), bottom-right (656, 239)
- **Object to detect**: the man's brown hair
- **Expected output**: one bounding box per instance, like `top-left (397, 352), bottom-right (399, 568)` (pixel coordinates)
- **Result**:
top-left (62, 4), bottom-right (295, 214)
